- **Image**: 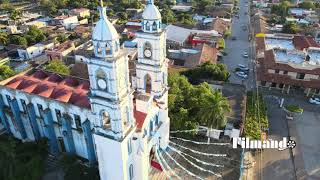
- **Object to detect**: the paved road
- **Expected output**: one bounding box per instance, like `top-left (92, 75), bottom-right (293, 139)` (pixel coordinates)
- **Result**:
top-left (254, 94), bottom-right (296, 180)
top-left (222, 0), bottom-right (253, 88)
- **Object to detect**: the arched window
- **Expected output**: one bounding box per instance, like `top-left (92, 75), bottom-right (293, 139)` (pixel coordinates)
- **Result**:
top-left (146, 21), bottom-right (150, 31)
top-left (97, 43), bottom-right (102, 55)
top-left (106, 41), bottom-right (112, 55)
top-left (102, 111), bottom-right (110, 129)
top-left (145, 74), bottom-right (152, 94)
top-left (152, 21), bottom-right (157, 31)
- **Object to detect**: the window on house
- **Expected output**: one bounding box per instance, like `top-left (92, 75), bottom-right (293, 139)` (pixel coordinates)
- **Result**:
top-left (296, 73), bottom-right (305, 80)
top-left (279, 84), bottom-right (284, 88)
top-left (283, 71), bottom-right (288, 75)
top-left (127, 138), bottom-right (132, 155)
top-left (275, 69), bottom-right (280, 74)
top-left (74, 115), bottom-right (81, 129)
top-left (129, 164), bottom-right (133, 180)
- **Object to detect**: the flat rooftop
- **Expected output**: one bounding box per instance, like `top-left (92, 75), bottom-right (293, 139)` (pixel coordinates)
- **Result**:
top-left (264, 36), bottom-right (320, 66)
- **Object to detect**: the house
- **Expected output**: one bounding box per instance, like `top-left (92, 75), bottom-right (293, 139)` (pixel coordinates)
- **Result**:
top-left (256, 34), bottom-right (320, 96)
top-left (305, 14), bottom-right (319, 24)
top-left (45, 41), bottom-right (75, 61)
top-left (70, 8), bottom-right (90, 18)
top-left (53, 15), bottom-right (79, 30)
top-left (211, 18), bottom-right (231, 35)
top-left (166, 24), bottom-right (219, 48)
top-left (288, 8), bottom-right (315, 18)
top-left (168, 43), bottom-right (218, 68)
top-left (17, 41), bottom-right (54, 60)
top-left (74, 25), bottom-right (91, 38)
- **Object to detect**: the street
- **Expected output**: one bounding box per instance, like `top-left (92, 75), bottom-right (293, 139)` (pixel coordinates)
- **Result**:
top-left (222, 0), bottom-right (253, 88)
top-left (222, 0), bottom-right (297, 179)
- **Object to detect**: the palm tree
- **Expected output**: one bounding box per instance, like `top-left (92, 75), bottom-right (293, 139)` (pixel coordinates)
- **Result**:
top-left (199, 90), bottom-right (230, 143)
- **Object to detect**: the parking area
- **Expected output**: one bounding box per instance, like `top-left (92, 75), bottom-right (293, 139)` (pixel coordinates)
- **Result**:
top-left (259, 88), bottom-right (320, 180)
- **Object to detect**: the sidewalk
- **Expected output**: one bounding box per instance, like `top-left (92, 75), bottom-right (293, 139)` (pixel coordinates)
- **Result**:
top-left (242, 151), bottom-right (255, 180)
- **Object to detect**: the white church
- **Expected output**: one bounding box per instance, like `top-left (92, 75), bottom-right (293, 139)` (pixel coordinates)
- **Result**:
top-left (0, 1), bottom-right (170, 179)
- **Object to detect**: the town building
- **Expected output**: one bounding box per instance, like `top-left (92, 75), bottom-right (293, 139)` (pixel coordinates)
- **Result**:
top-left (17, 41), bottom-right (54, 61)
top-left (256, 34), bottom-right (320, 96)
top-left (0, 1), bottom-right (170, 180)
top-left (70, 8), bottom-right (90, 19)
top-left (52, 15), bottom-right (79, 30)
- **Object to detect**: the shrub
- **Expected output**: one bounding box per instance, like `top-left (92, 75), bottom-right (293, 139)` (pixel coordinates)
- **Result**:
top-left (285, 105), bottom-right (303, 113)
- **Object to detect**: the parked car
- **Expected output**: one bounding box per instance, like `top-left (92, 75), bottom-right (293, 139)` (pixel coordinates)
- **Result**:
top-left (236, 71), bottom-right (248, 78)
top-left (309, 97), bottom-right (320, 105)
top-left (243, 51), bottom-right (249, 58)
top-left (231, 36), bottom-right (237, 40)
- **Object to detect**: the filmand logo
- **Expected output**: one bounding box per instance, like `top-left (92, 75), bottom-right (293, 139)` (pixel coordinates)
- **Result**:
top-left (232, 137), bottom-right (296, 150)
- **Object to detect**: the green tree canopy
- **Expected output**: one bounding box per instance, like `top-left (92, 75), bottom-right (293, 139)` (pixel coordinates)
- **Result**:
top-left (44, 60), bottom-right (71, 75)
top-left (299, 1), bottom-right (315, 9)
top-left (282, 22), bottom-right (299, 34)
top-left (0, 136), bottom-right (48, 180)
top-left (168, 73), bottom-right (230, 131)
top-left (10, 35), bottom-right (28, 46)
top-left (0, 32), bottom-right (8, 46)
top-left (0, 65), bottom-right (15, 81)
top-left (25, 26), bottom-right (46, 45)
top-left (182, 62), bottom-right (230, 84)
top-left (161, 6), bottom-right (176, 24)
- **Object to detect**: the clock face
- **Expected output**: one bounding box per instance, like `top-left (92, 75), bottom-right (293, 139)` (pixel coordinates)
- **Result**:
top-left (97, 79), bottom-right (107, 90)
top-left (144, 49), bottom-right (152, 58)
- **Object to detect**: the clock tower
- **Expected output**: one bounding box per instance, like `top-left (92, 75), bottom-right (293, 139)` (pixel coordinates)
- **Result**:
top-left (87, 2), bottom-right (134, 140)
top-left (135, 0), bottom-right (168, 98)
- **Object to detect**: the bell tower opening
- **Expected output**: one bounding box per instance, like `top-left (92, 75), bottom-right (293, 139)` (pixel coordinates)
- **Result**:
top-left (145, 74), bottom-right (152, 94)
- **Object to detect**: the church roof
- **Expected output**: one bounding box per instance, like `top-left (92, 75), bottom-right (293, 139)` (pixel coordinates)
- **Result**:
top-left (92, 6), bottom-right (119, 41)
top-left (142, 1), bottom-right (161, 20)
top-left (5, 70), bottom-right (91, 109)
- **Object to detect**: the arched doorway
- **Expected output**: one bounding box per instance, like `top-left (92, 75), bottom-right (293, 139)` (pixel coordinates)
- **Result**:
top-left (145, 74), bottom-right (152, 94)
top-left (149, 146), bottom-right (163, 171)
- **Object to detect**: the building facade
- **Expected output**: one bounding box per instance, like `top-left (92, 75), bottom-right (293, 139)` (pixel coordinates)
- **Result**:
top-left (256, 34), bottom-right (320, 96)
top-left (0, 1), bottom-right (170, 180)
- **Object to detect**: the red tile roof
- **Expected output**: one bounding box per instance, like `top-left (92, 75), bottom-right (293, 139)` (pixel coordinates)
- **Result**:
top-left (293, 35), bottom-right (320, 50)
top-left (5, 70), bottom-right (91, 109)
top-left (184, 44), bottom-right (218, 68)
top-left (134, 109), bottom-right (147, 130)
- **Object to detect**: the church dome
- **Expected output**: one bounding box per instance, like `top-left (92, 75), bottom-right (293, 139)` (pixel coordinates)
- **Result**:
top-left (92, 7), bottom-right (119, 41)
top-left (142, 2), bottom-right (161, 20)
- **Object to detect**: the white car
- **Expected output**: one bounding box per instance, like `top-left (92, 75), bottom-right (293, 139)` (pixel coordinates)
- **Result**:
top-left (309, 97), bottom-right (320, 105)
top-left (237, 64), bottom-right (249, 71)
top-left (236, 71), bottom-right (248, 78)
top-left (243, 52), bottom-right (249, 58)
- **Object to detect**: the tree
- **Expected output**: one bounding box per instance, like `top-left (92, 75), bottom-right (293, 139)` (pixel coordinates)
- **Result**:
top-left (182, 62), bottom-right (230, 84)
top-left (0, 65), bottom-right (15, 81)
top-left (40, 0), bottom-right (57, 16)
top-left (9, 9), bottom-right (21, 21)
top-left (270, 1), bottom-right (290, 18)
top-left (10, 35), bottom-right (28, 46)
top-left (0, 136), bottom-right (48, 180)
top-left (197, 85), bottom-right (230, 143)
top-left (299, 1), bottom-right (315, 9)
top-left (193, 0), bottom-right (212, 14)
top-left (56, 34), bottom-right (68, 43)
top-left (0, 32), bottom-right (8, 45)
top-left (45, 60), bottom-right (70, 75)
top-left (217, 38), bottom-right (226, 49)
top-left (161, 6), bottom-right (176, 24)
top-left (25, 26), bottom-right (46, 45)
top-left (282, 22), bottom-right (299, 34)
top-left (168, 73), bottom-right (230, 134)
